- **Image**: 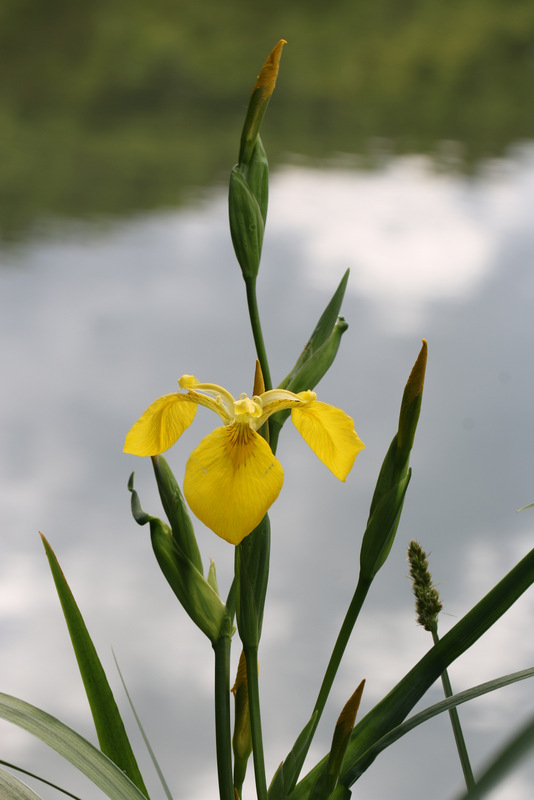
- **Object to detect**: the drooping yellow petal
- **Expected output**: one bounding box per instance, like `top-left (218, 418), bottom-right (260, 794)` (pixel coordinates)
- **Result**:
top-left (184, 424), bottom-right (284, 545)
top-left (124, 394), bottom-right (197, 456)
top-left (291, 401), bottom-right (365, 481)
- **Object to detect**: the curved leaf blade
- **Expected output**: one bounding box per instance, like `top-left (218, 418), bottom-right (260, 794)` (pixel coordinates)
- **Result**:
top-left (341, 547), bottom-right (534, 787)
top-left (40, 535), bottom-right (149, 797)
top-left (0, 759), bottom-right (83, 799)
top-left (0, 767), bottom-right (43, 800)
top-left (0, 694), bottom-right (148, 800)
top-left (454, 711), bottom-right (534, 800)
top-left (291, 547), bottom-right (534, 798)
top-left (351, 666), bottom-right (534, 771)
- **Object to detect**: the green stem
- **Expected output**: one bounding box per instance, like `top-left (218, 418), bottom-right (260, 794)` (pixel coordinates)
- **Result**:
top-left (431, 626), bottom-right (477, 795)
top-left (314, 576), bottom-right (371, 721)
top-left (244, 644), bottom-right (268, 800)
top-left (213, 635), bottom-right (234, 800)
top-left (291, 575), bottom-right (372, 783)
top-left (245, 277), bottom-right (272, 391)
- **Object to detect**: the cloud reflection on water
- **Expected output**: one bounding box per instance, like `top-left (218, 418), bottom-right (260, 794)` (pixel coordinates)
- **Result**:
top-left (1, 148), bottom-right (534, 799)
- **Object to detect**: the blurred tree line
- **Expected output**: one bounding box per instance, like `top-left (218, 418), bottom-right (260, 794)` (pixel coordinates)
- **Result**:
top-left (1, 0), bottom-right (533, 238)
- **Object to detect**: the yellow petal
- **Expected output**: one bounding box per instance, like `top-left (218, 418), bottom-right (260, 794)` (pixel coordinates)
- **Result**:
top-left (124, 394), bottom-right (197, 456)
top-left (291, 401), bottom-right (365, 481)
top-left (184, 424), bottom-right (284, 545)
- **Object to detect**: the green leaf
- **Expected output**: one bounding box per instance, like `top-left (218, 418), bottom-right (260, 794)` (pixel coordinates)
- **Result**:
top-left (0, 767), bottom-right (43, 800)
top-left (354, 666), bottom-right (534, 770)
top-left (270, 270), bottom-right (350, 453)
top-left (326, 786), bottom-right (351, 800)
top-left (290, 547), bottom-right (534, 797)
top-left (113, 654), bottom-right (173, 800)
top-left (40, 535), bottom-right (149, 798)
top-left (268, 712), bottom-right (318, 800)
top-left (0, 759), bottom-right (83, 799)
top-left (0, 695), bottom-right (148, 800)
top-left (278, 269), bottom-right (350, 391)
top-left (454, 710), bottom-right (534, 800)
top-left (286, 318), bottom-right (349, 397)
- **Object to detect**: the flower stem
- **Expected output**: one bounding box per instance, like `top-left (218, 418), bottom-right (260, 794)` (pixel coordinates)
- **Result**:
top-left (245, 277), bottom-right (272, 392)
top-left (213, 635), bottom-right (234, 800)
top-left (280, 575), bottom-right (372, 788)
top-left (291, 574), bottom-right (371, 781)
top-left (314, 576), bottom-right (371, 721)
top-left (431, 625), bottom-right (477, 795)
top-left (244, 643), bottom-right (268, 800)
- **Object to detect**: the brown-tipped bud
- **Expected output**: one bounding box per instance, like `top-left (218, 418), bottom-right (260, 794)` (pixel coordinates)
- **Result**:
top-left (397, 339), bottom-right (428, 476)
top-left (239, 40), bottom-right (286, 167)
top-left (329, 680), bottom-right (365, 770)
top-left (232, 650), bottom-right (252, 762)
top-left (253, 359), bottom-right (265, 397)
top-left (408, 540), bottom-right (442, 632)
top-left (310, 681), bottom-right (365, 800)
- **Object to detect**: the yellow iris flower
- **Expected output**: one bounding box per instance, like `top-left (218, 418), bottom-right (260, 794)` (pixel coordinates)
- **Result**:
top-left (124, 375), bottom-right (365, 545)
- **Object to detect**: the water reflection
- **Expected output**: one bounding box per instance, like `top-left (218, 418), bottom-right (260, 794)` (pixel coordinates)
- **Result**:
top-left (2, 0), bottom-right (533, 240)
top-left (1, 150), bottom-right (534, 799)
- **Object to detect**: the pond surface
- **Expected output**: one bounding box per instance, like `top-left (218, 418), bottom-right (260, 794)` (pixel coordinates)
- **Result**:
top-left (2, 147), bottom-right (534, 799)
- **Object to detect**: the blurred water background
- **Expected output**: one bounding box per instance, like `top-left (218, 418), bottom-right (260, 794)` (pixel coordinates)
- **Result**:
top-left (1, 2), bottom-right (534, 799)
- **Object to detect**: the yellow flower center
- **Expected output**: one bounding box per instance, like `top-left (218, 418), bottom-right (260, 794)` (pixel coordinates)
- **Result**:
top-left (233, 394), bottom-right (263, 424)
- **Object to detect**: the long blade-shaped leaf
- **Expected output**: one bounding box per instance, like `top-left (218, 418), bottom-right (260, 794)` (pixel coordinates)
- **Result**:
top-left (279, 268), bottom-right (350, 390)
top-left (453, 711), bottom-right (534, 800)
top-left (349, 666), bottom-right (534, 771)
top-left (0, 759), bottom-right (82, 799)
top-left (342, 547), bottom-right (534, 786)
top-left (0, 767), bottom-right (43, 800)
top-left (40, 535), bottom-right (149, 797)
top-left (269, 712), bottom-right (319, 799)
top-left (291, 547), bottom-right (534, 798)
top-left (113, 653), bottom-right (174, 800)
top-left (0, 694), bottom-right (148, 800)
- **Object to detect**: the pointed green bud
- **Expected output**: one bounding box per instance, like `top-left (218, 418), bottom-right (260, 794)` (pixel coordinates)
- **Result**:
top-left (232, 649), bottom-right (253, 789)
top-left (246, 136), bottom-right (269, 224)
top-left (128, 474), bottom-right (233, 643)
top-left (327, 681), bottom-right (365, 785)
top-left (151, 455), bottom-right (203, 574)
top-left (235, 514), bottom-right (270, 647)
top-left (309, 681), bottom-right (365, 800)
top-left (397, 339), bottom-right (427, 476)
top-left (238, 40), bottom-right (286, 168)
top-left (369, 340), bottom-right (426, 502)
top-left (229, 164), bottom-right (264, 282)
top-left (359, 470), bottom-right (411, 583)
